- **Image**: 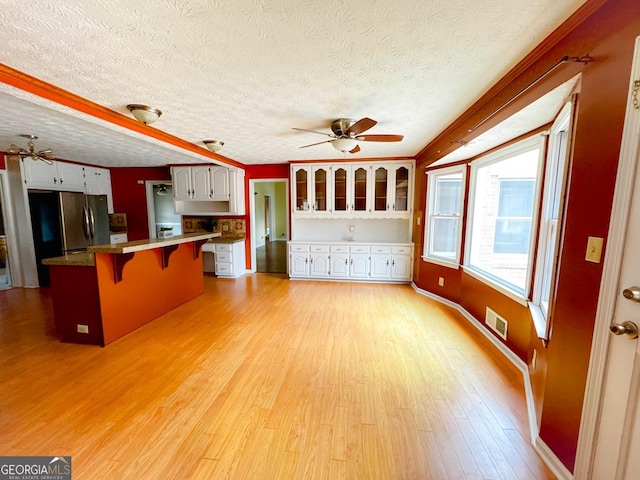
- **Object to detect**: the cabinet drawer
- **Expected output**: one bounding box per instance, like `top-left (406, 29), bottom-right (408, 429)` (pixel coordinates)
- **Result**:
top-left (216, 263), bottom-right (233, 275)
top-left (392, 246), bottom-right (412, 254)
top-left (289, 244), bottom-right (309, 252)
top-left (310, 244), bottom-right (329, 253)
top-left (370, 245), bottom-right (392, 254)
top-left (201, 243), bottom-right (215, 253)
top-left (216, 252), bottom-right (232, 263)
top-left (349, 245), bottom-right (369, 254)
top-left (330, 245), bottom-right (348, 253)
top-left (215, 243), bottom-right (232, 252)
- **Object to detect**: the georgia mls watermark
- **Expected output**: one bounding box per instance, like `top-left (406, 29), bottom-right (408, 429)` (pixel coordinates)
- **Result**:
top-left (0, 457), bottom-right (71, 480)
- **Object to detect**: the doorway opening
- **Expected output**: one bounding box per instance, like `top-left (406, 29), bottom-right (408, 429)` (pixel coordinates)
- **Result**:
top-left (250, 179), bottom-right (288, 274)
top-left (145, 181), bottom-right (182, 238)
top-left (0, 171), bottom-right (11, 290)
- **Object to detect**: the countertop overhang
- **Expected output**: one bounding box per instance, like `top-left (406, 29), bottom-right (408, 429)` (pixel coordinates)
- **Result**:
top-left (87, 232), bottom-right (220, 254)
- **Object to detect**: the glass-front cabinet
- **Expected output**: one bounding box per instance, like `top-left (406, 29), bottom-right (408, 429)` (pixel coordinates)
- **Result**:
top-left (291, 161), bottom-right (413, 218)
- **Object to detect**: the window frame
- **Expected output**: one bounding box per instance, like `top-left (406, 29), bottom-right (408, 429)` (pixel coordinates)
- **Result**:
top-left (530, 102), bottom-right (573, 338)
top-left (464, 136), bottom-right (546, 300)
top-left (423, 164), bottom-right (467, 268)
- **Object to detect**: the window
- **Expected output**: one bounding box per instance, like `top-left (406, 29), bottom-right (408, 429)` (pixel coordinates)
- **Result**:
top-left (466, 138), bottom-right (543, 295)
top-left (532, 102), bottom-right (572, 332)
top-left (494, 179), bottom-right (536, 254)
top-left (424, 166), bottom-right (466, 265)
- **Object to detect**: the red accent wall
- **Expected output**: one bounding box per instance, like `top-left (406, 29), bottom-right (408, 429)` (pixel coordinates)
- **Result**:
top-left (414, 0), bottom-right (640, 471)
top-left (243, 164), bottom-right (290, 268)
top-left (0, 154), bottom-right (5, 170)
top-left (110, 167), bottom-right (171, 241)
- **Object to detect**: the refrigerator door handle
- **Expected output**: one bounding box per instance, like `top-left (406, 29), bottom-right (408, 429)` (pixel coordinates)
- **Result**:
top-left (82, 206), bottom-right (90, 240)
top-left (88, 206), bottom-right (96, 239)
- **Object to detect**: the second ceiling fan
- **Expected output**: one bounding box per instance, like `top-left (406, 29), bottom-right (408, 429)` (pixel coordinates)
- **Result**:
top-left (292, 117), bottom-right (403, 154)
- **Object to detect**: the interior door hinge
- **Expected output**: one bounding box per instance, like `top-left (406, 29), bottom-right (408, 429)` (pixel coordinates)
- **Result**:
top-left (633, 80), bottom-right (640, 110)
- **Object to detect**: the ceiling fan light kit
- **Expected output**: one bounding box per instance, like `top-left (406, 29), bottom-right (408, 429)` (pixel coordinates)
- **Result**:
top-left (293, 117), bottom-right (403, 154)
top-left (203, 140), bottom-right (224, 152)
top-left (127, 104), bottom-right (162, 124)
top-left (8, 134), bottom-right (56, 165)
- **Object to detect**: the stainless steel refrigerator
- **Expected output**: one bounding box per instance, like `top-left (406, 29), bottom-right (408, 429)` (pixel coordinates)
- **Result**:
top-left (28, 190), bottom-right (110, 286)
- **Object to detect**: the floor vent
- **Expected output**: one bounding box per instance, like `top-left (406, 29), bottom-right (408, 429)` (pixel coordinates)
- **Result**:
top-left (485, 307), bottom-right (508, 340)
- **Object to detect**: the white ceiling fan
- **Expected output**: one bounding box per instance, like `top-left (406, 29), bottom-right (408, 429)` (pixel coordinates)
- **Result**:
top-left (7, 134), bottom-right (56, 164)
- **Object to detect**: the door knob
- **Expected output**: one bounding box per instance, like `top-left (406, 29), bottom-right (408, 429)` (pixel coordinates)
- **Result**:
top-left (622, 286), bottom-right (640, 302)
top-left (609, 321), bottom-right (639, 339)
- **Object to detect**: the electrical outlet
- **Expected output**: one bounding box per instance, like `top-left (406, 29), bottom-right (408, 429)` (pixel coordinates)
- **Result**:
top-left (77, 324), bottom-right (89, 334)
top-left (438, 277), bottom-right (444, 287)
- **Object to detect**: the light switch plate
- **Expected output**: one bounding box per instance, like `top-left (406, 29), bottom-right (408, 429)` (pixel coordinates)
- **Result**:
top-left (586, 236), bottom-right (604, 263)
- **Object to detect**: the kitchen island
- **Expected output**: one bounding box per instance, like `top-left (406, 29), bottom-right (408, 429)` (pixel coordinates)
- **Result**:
top-left (43, 233), bottom-right (218, 346)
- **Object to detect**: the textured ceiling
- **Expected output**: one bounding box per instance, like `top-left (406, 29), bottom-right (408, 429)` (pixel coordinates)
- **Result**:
top-left (0, 0), bottom-right (587, 167)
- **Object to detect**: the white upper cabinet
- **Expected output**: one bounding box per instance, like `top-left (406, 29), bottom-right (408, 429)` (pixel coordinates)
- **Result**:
top-left (84, 166), bottom-right (114, 213)
top-left (173, 166), bottom-right (233, 201)
top-left (171, 165), bottom-right (245, 215)
top-left (292, 161), bottom-right (414, 219)
top-left (22, 158), bottom-right (85, 192)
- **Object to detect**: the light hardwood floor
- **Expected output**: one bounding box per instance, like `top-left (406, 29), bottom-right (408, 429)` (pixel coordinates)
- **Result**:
top-left (0, 274), bottom-right (555, 479)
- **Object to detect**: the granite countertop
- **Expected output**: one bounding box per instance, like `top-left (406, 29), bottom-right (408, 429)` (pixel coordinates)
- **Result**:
top-left (88, 232), bottom-right (220, 254)
top-left (42, 252), bottom-right (96, 267)
top-left (207, 236), bottom-right (246, 244)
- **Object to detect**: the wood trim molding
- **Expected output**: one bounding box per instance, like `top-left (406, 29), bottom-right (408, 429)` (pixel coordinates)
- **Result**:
top-left (572, 35), bottom-right (640, 480)
top-left (415, 0), bottom-right (607, 166)
top-left (0, 63), bottom-right (244, 169)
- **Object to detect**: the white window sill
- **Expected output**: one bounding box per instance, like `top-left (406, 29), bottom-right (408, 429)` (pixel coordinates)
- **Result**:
top-left (528, 303), bottom-right (549, 340)
top-left (421, 256), bottom-right (460, 270)
top-left (462, 266), bottom-right (529, 307)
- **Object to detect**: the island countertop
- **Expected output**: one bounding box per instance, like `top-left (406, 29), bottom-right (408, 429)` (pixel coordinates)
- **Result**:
top-left (87, 232), bottom-right (220, 254)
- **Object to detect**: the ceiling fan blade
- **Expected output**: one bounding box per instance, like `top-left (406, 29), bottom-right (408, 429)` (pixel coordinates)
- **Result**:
top-left (347, 117), bottom-right (377, 135)
top-left (355, 134), bottom-right (404, 142)
top-left (36, 155), bottom-right (54, 165)
top-left (37, 148), bottom-right (53, 155)
top-left (40, 151), bottom-right (56, 159)
top-left (7, 144), bottom-right (26, 154)
top-left (292, 127), bottom-right (333, 137)
top-left (349, 145), bottom-right (361, 154)
top-left (299, 140), bottom-right (333, 148)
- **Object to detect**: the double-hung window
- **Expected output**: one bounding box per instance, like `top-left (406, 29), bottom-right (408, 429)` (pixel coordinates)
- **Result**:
top-left (531, 102), bottom-right (572, 335)
top-left (424, 166), bottom-right (466, 265)
top-left (466, 137), bottom-right (544, 296)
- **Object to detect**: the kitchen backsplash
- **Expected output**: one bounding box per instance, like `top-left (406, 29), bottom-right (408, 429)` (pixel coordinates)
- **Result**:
top-left (182, 217), bottom-right (246, 238)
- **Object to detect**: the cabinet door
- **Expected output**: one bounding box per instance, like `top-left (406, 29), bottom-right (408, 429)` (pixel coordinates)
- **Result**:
top-left (332, 166), bottom-right (350, 215)
top-left (289, 252), bottom-right (309, 276)
top-left (172, 167), bottom-right (192, 200)
top-left (210, 166), bottom-right (230, 200)
top-left (310, 253), bottom-right (329, 277)
top-left (351, 165), bottom-right (370, 213)
top-left (330, 253), bottom-right (350, 278)
top-left (370, 254), bottom-right (391, 279)
top-left (292, 165), bottom-right (312, 213)
top-left (190, 166), bottom-right (211, 200)
top-left (312, 166), bottom-right (329, 214)
top-left (228, 168), bottom-right (246, 215)
top-left (391, 254), bottom-right (412, 280)
top-left (56, 162), bottom-right (85, 191)
top-left (349, 253), bottom-right (370, 278)
top-left (389, 164), bottom-right (411, 214)
top-left (22, 158), bottom-right (59, 189)
top-left (372, 165), bottom-right (390, 213)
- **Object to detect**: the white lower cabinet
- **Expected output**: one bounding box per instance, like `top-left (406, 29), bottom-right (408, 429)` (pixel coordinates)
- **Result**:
top-left (202, 241), bottom-right (246, 278)
top-left (288, 242), bottom-right (413, 283)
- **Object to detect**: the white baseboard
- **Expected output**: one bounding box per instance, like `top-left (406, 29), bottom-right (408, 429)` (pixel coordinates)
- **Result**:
top-left (411, 282), bottom-right (573, 480)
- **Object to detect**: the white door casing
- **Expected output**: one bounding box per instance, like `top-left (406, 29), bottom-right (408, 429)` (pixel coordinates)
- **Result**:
top-left (574, 36), bottom-right (640, 480)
